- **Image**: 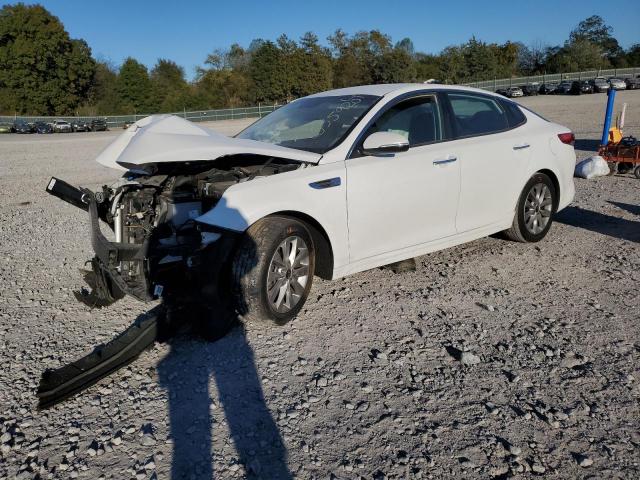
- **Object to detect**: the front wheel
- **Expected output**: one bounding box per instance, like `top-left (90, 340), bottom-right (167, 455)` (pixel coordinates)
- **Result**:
top-left (503, 173), bottom-right (556, 243)
top-left (231, 216), bottom-right (315, 326)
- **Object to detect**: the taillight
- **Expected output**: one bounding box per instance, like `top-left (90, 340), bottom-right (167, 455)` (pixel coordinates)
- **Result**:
top-left (557, 132), bottom-right (575, 146)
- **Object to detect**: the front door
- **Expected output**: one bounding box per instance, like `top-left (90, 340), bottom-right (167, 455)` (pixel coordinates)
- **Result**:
top-left (346, 94), bottom-right (461, 263)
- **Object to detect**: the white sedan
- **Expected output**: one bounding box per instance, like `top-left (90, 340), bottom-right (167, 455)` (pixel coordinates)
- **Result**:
top-left (47, 84), bottom-right (575, 337)
top-left (52, 119), bottom-right (72, 133)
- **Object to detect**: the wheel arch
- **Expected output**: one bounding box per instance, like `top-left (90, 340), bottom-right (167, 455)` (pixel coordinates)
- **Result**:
top-left (258, 210), bottom-right (334, 280)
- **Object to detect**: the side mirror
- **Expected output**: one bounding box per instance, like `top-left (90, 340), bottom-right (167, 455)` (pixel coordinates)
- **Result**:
top-left (361, 131), bottom-right (410, 156)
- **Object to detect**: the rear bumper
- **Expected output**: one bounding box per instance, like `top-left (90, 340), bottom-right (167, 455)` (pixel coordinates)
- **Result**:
top-left (558, 177), bottom-right (575, 212)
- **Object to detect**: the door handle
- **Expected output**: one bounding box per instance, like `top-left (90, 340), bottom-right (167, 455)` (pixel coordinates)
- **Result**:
top-left (513, 143), bottom-right (530, 150)
top-left (433, 156), bottom-right (457, 165)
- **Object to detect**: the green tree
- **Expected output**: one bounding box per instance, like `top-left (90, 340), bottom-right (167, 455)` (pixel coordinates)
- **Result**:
top-left (395, 38), bottom-right (415, 57)
top-left (117, 57), bottom-right (155, 113)
top-left (545, 38), bottom-right (609, 72)
top-left (438, 46), bottom-right (465, 83)
top-left (84, 61), bottom-right (122, 114)
top-left (372, 48), bottom-right (416, 83)
top-left (328, 29), bottom-right (396, 87)
top-left (414, 53), bottom-right (442, 81)
top-left (293, 32), bottom-right (332, 96)
top-left (0, 3), bottom-right (95, 115)
top-left (150, 58), bottom-right (189, 112)
top-left (569, 15), bottom-right (622, 60)
top-left (249, 41), bottom-right (288, 103)
top-left (626, 44), bottom-right (640, 67)
top-left (517, 41), bottom-right (548, 75)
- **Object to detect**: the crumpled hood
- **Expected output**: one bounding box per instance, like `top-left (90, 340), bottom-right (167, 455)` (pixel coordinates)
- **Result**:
top-left (95, 114), bottom-right (322, 170)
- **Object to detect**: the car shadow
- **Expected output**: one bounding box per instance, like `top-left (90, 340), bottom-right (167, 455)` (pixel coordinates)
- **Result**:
top-left (555, 206), bottom-right (640, 243)
top-left (574, 138), bottom-right (600, 153)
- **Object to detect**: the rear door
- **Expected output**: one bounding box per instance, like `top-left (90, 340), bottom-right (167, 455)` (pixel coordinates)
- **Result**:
top-left (443, 92), bottom-right (531, 232)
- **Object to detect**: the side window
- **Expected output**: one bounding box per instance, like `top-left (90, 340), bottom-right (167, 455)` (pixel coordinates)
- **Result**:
top-left (365, 96), bottom-right (442, 147)
top-left (447, 93), bottom-right (509, 137)
top-left (500, 99), bottom-right (527, 128)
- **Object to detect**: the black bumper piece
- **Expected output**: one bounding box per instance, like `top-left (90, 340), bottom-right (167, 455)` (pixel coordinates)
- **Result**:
top-left (37, 309), bottom-right (162, 409)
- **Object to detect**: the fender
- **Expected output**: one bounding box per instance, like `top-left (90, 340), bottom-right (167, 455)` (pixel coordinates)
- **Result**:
top-left (196, 161), bottom-right (349, 278)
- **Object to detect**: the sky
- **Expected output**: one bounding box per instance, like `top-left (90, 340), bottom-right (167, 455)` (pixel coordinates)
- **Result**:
top-left (6, 0), bottom-right (639, 79)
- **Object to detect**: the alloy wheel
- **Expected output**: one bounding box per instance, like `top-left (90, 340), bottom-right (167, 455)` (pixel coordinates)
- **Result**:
top-left (266, 236), bottom-right (310, 313)
top-left (524, 183), bottom-right (553, 235)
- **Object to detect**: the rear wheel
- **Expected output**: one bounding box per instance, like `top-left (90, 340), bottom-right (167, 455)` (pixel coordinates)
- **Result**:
top-left (618, 162), bottom-right (634, 174)
top-left (503, 173), bottom-right (556, 243)
top-left (231, 216), bottom-right (315, 325)
top-left (634, 166), bottom-right (640, 179)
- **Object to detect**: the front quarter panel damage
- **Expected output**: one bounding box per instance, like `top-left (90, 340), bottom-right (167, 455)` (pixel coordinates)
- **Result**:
top-left (196, 161), bottom-right (348, 277)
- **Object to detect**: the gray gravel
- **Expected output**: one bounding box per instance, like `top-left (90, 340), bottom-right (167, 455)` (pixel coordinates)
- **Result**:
top-left (1, 92), bottom-right (639, 479)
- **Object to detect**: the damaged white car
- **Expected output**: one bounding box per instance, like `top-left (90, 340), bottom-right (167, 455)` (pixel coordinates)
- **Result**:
top-left (47, 84), bottom-right (576, 336)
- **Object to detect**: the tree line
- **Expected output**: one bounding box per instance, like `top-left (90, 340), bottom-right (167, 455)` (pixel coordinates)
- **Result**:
top-left (1, 3), bottom-right (638, 116)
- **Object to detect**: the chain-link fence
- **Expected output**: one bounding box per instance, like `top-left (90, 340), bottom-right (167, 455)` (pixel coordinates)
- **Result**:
top-left (2, 66), bottom-right (639, 129)
top-left (0, 104), bottom-right (281, 130)
top-left (464, 67), bottom-right (640, 91)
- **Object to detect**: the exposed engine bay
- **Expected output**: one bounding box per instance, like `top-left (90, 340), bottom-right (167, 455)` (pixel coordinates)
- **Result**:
top-left (47, 155), bottom-right (307, 306)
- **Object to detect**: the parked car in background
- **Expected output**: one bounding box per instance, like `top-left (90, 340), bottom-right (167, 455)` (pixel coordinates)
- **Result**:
top-left (570, 81), bottom-right (593, 95)
top-left (52, 120), bottom-right (72, 133)
top-left (590, 78), bottom-right (610, 93)
top-left (519, 84), bottom-right (539, 96)
top-left (607, 77), bottom-right (626, 90)
top-left (90, 118), bottom-right (108, 131)
top-left (35, 121), bottom-right (54, 134)
top-left (72, 120), bottom-right (90, 132)
top-left (554, 81), bottom-right (573, 95)
top-left (625, 76), bottom-right (640, 90)
top-left (0, 122), bottom-right (13, 133)
top-left (47, 84), bottom-right (576, 327)
top-left (505, 86), bottom-right (524, 98)
top-left (13, 120), bottom-right (35, 133)
top-left (539, 83), bottom-right (558, 95)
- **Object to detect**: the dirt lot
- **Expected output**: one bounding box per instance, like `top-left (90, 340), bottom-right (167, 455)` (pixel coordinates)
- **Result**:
top-left (0, 91), bottom-right (639, 480)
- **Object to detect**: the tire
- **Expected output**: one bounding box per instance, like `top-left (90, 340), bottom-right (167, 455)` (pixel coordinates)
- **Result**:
top-left (503, 173), bottom-right (556, 243)
top-left (634, 166), bottom-right (640, 180)
top-left (618, 162), bottom-right (634, 174)
top-left (231, 216), bottom-right (315, 326)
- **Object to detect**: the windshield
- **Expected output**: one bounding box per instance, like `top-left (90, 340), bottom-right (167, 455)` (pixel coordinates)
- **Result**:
top-left (237, 94), bottom-right (380, 153)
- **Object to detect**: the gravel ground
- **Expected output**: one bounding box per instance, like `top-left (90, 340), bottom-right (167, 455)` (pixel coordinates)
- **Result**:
top-left (0, 91), bottom-right (639, 480)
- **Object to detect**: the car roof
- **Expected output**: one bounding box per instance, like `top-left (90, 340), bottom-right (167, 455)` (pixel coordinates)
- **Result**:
top-left (305, 83), bottom-right (505, 99)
